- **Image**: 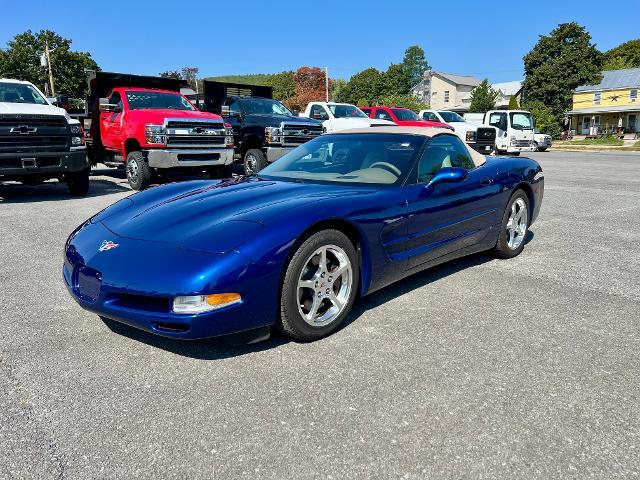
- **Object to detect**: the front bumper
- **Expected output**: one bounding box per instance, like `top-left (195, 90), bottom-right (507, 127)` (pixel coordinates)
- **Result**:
top-left (469, 143), bottom-right (495, 153)
top-left (63, 221), bottom-right (278, 340)
top-left (147, 148), bottom-right (234, 169)
top-left (506, 146), bottom-right (535, 153)
top-left (0, 149), bottom-right (88, 176)
top-left (265, 146), bottom-right (293, 163)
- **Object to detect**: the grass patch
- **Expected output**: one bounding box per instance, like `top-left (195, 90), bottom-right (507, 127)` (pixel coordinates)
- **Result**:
top-left (566, 136), bottom-right (624, 146)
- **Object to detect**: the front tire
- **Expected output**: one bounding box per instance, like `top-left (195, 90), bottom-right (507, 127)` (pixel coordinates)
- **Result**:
top-left (493, 189), bottom-right (529, 259)
top-left (533, 141), bottom-right (539, 152)
top-left (126, 151), bottom-right (151, 190)
top-left (66, 168), bottom-right (90, 196)
top-left (243, 149), bottom-right (267, 176)
top-left (277, 229), bottom-right (359, 341)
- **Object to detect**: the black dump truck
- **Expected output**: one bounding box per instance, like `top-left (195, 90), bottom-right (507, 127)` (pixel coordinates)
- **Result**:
top-left (202, 81), bottom-right (323, 174)
top-left (0, 78), bottom-right (89, 195)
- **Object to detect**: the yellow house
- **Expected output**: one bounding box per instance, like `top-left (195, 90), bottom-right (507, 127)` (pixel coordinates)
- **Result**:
top-left (569, 68), bottom-right (639, 136)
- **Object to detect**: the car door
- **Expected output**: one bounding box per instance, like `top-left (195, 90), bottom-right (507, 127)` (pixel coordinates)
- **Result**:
top-left (373, 108), bottom-right (395, 123)
top-left (99, 91), bottom-right (123, 150)
top-left (403, 134), bottom-right (502, 269)
top-left (223, 98), bottom-right (243, 142)
top-left (309, 104), bottom-right (330, 131)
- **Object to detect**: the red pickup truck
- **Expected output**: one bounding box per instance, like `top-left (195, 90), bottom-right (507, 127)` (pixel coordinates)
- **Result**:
top-left (360, 106), bottom-right (453, 130)
top-left (86, 71), bottom-right (234, 190)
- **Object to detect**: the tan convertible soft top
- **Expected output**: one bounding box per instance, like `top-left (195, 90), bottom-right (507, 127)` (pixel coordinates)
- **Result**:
top-left (333, 126), bottom-right (487, 167)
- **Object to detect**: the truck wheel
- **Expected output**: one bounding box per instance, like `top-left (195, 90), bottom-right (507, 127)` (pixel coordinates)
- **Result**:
top-left (126, 151), bottom-right (152, 190)
top-left (66, 168), bottom-right (90, 196)
top-left (533, 141), bottom-right (539, 152)
top-left (244, 149), bottom-right (267, 176)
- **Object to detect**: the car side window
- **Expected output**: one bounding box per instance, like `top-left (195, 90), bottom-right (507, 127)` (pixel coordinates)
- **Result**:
top-left (489, 112), bottom-right (507, 131)
top-left (108, 91), bottom-right (122, 109)
top-left (310, 104), bottom-right (329, 121)
top-left (374, 109), bottom-right (393, 121)
top-left (422, 111), bottom-right (438, 122)
top-left (416, 135), bottom-right (475, 183)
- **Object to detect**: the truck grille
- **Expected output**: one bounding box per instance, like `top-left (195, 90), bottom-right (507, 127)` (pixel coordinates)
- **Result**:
top-left (282, 123), bottom-right (323, 146)
top-left (165, 119), bottom-right (226, 148)
top-left (515, 140), bottom-right (532, 147)
top-left (476, 127), bottom-right (496, 142)
top-left (0, 115), bottom-right (70, 153)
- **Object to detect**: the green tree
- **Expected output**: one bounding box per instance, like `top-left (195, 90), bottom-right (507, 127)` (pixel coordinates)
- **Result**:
top-left (469, 79), bottom-right (498, 113)
top-left (266, 70), bottom-right (295, 100)
top-left (330, 78), bottom-right (347, 102)
top-left (159, 70), bottom-right (181, 79)
top-left (377, 93), bottom-right (428, 112)
top-left (181, 66), bottom-right (199, 90)
top-left (602, 55), bottom-right (633, 71)
top-left (382, 63), bottom-right (411, 97)
top-left (603, 39), bottom-right (640, 68)
top-left (523, 22), bottom-right (602, 119)
top-left (401, 45), bottom-right (430, 87)
top-left (0, 30), bottom-right (99, 98)
top-left (337, 68), bottom-right (385, 105)
top-left (508, 95), bottom-right (519, 109)
top-left (523, 100), bottom-right (561, 138)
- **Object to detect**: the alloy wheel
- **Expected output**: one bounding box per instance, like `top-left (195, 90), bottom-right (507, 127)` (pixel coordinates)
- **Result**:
top-left (296, 245), bottom-right (353, 327)
top-left (127, 158), bottom-right (139, 184)
top-left (506, 198), bottom-right (528, 250)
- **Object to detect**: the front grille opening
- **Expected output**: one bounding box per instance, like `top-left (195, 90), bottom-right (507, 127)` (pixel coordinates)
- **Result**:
top-left (108, 293), bottom-right (171, 313)
top-left (152, 322), bottom-right (190, 333)
top-left (177, 153), bottom-right (220, 162)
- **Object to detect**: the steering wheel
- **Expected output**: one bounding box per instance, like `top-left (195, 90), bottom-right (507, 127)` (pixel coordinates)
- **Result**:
top-left (369, 161), bottom-right (401, 176)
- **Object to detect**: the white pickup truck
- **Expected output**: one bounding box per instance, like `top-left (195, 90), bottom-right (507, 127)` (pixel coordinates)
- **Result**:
top-left (465, 110), bottom-right (535, 155)
top-left (419, 109), bottom-right (497, 154)
top-left (300, 102), bottom-right (394, 132)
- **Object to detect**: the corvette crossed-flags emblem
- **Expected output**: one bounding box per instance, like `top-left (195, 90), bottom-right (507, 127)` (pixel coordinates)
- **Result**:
top-left (98, 240), bottom-right (119, 252)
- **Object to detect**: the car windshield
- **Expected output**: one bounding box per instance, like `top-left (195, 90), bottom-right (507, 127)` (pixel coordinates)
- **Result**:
top-left (437, 111), bottom-right (465, 123)
top-left (391, 108), bottom-right (419, 121)
top-left (259, 133), bottom-right (425, 186)
top-left (329, 104), bottom-right (368, 118)
top-left (0, 82), bottom-right (47, 104)
top-left (239, 98), bottom-right (292, 115)
top-left (510, 112), bottom-right (533, 130)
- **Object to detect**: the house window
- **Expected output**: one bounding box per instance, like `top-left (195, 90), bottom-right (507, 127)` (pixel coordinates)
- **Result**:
top-left (444, 91), bottom-right (450, 103)
top-left (631, 89), bottom-right (638, 102)
top-left (594, 92), bottom-right (601, 105)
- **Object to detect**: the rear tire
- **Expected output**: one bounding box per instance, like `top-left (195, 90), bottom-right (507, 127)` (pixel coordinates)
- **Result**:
top-left (493, 189), bottom-right (529, 259)
top-left (126, 151), bottom-right (151, 190)
top-left (243, 149), bottom-right (267, 176)
top-left (66, 168), bottom-right (90, 196)
top-left (277, 229), bottom-right (359, 341)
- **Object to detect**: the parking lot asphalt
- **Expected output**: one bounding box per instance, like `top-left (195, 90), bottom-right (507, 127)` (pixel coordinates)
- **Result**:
top-left (1, 151), bottom-right (639, 479)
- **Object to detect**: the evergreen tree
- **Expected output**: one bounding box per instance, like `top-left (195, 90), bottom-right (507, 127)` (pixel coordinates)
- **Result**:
top-left (469, 79), bottom-right (498, 113)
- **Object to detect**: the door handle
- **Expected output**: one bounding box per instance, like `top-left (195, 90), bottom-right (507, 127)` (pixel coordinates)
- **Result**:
top-left (480, 177), bottom-right (493, 186)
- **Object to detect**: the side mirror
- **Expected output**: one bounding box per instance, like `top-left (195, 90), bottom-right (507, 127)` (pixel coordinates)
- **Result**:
top-left (221, 105), bottom-right (230, 117)
top-left (424, 167), bottom-right (468, 193)
top-left (98, 98), bottom-right (120, 113)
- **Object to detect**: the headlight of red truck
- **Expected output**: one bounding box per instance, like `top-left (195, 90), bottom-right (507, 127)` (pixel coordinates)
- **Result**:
top-left (144, 124), bottom-right (166, 145)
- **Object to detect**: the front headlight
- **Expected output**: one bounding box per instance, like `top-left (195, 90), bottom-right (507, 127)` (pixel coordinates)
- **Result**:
top-left (71, 136), bottom-right (84, 145)
top-left (265, 126), bottom-right (282, 144)
top-left (173, 293), bottom-right (242, 314)
top-left (225, 125), bottom-right (234, 147)
top-left (70, 124), bottom-right (81, 134)
top-left (465, 131), bottom-right (476, 142)
top-left (145, 124), bottom-right (166, 145)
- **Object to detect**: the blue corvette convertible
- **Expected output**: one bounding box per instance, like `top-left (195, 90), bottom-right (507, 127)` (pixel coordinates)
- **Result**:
top-left (64, 127), bottom-right (543, 342)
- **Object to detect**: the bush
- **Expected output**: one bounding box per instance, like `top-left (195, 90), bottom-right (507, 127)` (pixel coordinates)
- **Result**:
top-left (523, 100), bottom-right (562, 138)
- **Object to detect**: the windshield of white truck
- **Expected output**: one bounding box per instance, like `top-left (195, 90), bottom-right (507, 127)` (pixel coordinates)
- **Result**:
top-left (239, 98), bottom-right (292, 116)
top-left (329, 104), bottom-right (368, 118)
top-left (510, 112), bottom-right (533, 130)
top-left (438, 111), bottom-right (465, 123)
top-left (125, 91), bottom-right (195, 111)
top-left (391, 108), bottom-right (420, 121)
top-left (0, 82), bottom-right (47, 105)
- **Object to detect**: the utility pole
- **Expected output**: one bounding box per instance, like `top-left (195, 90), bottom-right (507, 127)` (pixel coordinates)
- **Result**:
top-left (324, 67), bottom-right (330, 102)
top-left (45, 40), bottom-right (55, 96)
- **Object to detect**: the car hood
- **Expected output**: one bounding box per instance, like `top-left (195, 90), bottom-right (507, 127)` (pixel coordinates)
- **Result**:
top-left (101, 177), bottom-right (375, 249)
top-left (127, 109), bottom-right (224, 123)
top-left (0, 102), bottom-right (67, 116)
top-left (245, 113), bottom-right (321, 127)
